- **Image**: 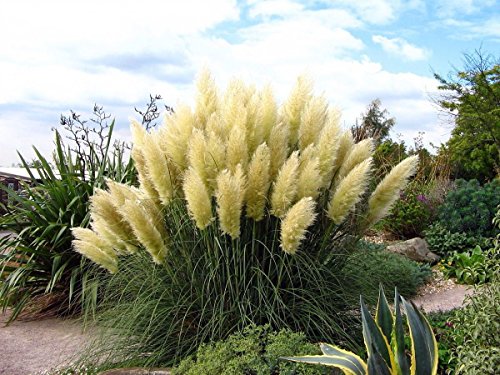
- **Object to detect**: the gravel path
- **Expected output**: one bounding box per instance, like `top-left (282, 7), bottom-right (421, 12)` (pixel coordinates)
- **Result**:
top-left (411, 284), bottom-right (473, 313)
top-left (0, 311), bottom-right (90, 375)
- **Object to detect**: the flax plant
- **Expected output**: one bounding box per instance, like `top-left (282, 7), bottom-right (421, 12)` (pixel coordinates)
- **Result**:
top-left (74, 71), bottom-right (418, 368)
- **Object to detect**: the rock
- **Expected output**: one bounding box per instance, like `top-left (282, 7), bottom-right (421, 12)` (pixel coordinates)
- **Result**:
top-left (386, 237), bottom-right (440, 263)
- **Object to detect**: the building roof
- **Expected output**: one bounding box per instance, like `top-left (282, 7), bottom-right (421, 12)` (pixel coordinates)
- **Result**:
top-left (0, 167), bottom-right (42, 180)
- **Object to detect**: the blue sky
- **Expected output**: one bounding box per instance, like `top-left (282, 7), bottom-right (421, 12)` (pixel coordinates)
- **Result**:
top-left (0, 0), bottom-right (498, 166)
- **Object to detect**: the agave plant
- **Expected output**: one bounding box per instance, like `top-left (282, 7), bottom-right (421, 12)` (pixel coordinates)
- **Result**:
top-left (283, 285), bottom-right (438, 374)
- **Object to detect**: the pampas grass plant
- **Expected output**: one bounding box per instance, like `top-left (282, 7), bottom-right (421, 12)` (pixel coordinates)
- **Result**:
top-left (73, 71), bottom-right (418, 368)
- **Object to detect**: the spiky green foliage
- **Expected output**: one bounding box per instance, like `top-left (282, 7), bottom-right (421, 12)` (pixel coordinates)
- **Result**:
top-left (75, 71), bottom-right (418, 367)
top-left (284, 286), bottom-right (438, 375)
top-left (0, 123), bottom-right (135, 322)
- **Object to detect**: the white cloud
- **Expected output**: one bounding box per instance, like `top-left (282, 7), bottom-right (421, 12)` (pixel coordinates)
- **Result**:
top-left (372, 35), bottom-right (430, 61)
top-left (435, 0), bottom-right (496, 18)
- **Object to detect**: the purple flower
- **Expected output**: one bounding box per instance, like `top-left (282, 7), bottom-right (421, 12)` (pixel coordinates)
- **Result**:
top-left (416, 194), bottom-right (427, 203)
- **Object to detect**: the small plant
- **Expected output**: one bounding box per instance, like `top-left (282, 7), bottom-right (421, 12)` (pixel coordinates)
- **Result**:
top-left (172, 324), bottom-right (332, 375)
top-left (284, 285), bottom-right (438, 374)
top-left (427, 311), bottom-right (457, 375)
top-left (441, 245), bottom-right (498, 285)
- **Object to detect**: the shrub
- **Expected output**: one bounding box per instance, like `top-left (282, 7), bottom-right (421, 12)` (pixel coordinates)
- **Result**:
top-left (378, 181), bottom-right (436, 239)
top-left (75, 71), bottom-right (418, 367)
top-left (427, 310), bottom-right (457, 375)
top-left (436, 179), bottom-right (500, 238)
top-left (424, 223), bottom-right (489, 257)
top-left (446, 280), bottom-right (500, 374)
top-left (0, 117), bottom-right (135, 322)
top-left (342, 241), bottom-right (431, 303)
top-left (172, 324), bottom-right (333, 375)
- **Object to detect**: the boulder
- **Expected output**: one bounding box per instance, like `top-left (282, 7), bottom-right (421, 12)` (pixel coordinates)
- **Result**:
top-left (386, 237), bottom-right (440, 263)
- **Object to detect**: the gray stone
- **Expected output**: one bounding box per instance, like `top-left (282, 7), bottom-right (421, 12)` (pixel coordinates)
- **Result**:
top-left (386, 237), bottom-right (440, 263)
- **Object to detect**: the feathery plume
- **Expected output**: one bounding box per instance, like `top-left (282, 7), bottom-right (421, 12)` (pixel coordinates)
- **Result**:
top-left (72, 227), bottom-right (118, 273)
top-left (255, 85), bottom-right (277, 145)
top-left (246, 143), bottom-right (271, 221)
top-left (335, 138), bottom-right (374, 182)
top-left (91, 217), bottom-right (136, 254)
top-left (205, 131), bottom-right (227, 190)
top-left (140, 130), bottom-right (175, 206)
top-left (90, 188), bottom-right (137, 250)
top-left (281, 75), bottom-right (313, 146)
top-left (298, 95), bottom-right (328, 151)
top-left (161, 104), bottom-right (195, 171)
top-left (366, 155), bottom-right (419, 227)
top-left (297, 146), bottom-right (322, 200)
top-left (268, 122), bottom-right (290, 180)
top-left (271, 151), bottom-right (299, 218)
top-left (330, 130), bottom-right (354, 179)
top-left (195, 68), bottom-right (218, 128)
top-left (280, 197), bottom-right (317, 255)
top-left (119, 198), bottom-right (169, 264)
top-left (316, 114), bottom-right (341, 188)
top-left (215, 165), bottom-right (246, 238)
top-left (183, 167), bottom-right (214, 229)
top-left (226, 124), bottom-right (249, 173)
top-left (187, 129), bottom-right (209, 184)
top-left (328, 158), bottom-right (373, 225)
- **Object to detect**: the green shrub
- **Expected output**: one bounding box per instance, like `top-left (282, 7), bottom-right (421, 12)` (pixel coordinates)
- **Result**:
top-left (424, 223), bottom-right (489, 257)
top-left (446, 280), bottom-right (500, 374)
top-left (436, 179), bottom-right (500, 238)
top-left (0, 119), bottom-right (135, 322)
top-left (378, 181), bottom-right (436, 239)
top-left (342, 241), bottom-right (431, 303)
top-left (172, 325), bottom-right (334, 375)
top-left (427, 310), bottom-right (457, 375)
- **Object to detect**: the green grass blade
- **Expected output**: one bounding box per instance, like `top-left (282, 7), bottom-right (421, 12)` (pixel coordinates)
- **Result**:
top-left (375, 284), bottom-right (393, 343)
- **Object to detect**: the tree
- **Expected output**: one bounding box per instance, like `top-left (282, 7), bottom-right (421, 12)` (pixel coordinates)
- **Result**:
top-left (434, 49), bottom-right (500, 182)
top-left (351, 98), bottom-right (395, 146)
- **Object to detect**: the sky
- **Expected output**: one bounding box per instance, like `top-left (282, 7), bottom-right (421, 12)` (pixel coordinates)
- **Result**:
top-left (0, 0), bottom-right (498, 166)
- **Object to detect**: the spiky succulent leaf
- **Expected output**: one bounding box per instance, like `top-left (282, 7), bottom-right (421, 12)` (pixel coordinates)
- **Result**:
top-left (402, 297), bottom-right (438, 375)
top-left (367, 342), bottom-right (393, 375)
top-left (375, 284), bottom-right (393, 344)
top-left (361, 296), bottom-right (396, 371)
top-left (392, 288), bottom-right (410, 375)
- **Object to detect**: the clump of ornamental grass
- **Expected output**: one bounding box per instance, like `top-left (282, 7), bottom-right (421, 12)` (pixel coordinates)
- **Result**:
top-left (73, 70), bottom-right (418, 368)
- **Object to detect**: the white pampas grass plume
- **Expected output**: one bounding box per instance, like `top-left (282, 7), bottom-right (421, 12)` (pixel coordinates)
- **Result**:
top-left (316, 115), bottom-right (341, 188)
top-left (215, 165), bottom-right (246, 238)
top-left (268, 122), bottom-right (290, 180)
top-left (281, 75), bottom-right (313, 146)
top-left (335, 138), bottom-right (374, 182)
top-left (161, 104), bottom-right (195, 171)
top-left (297, 146), bottom-right (322, 200)
top-left (331, 131), bottom-right (354, 178)
top-left (91, 217), bottom-right (136, 255)
top-left (141, 130), bottom-right (175, 206)
top-left (90, 188), bottom-right (137, 252)
top-left (226, 124), bottom-right (249, 173)
top-left (280, 197), bottom-right (317, 255)
top-left (246, 143), bottom-right (271, 221)
top-left (328, 158), bottom-right (373, 225)
top-left (119, 198), bottom-right (169, 264)
top-left (254, 85), bottom-right (277, 146)
top-left (298, 95), bottom-right (328, 151)
top-left (183, 167), bottom-right (214, 229)
top-left (366, 155), bottom-right (419, 227)
top-left (271, 151), bottom-right (299, 218)
top-left (187, 129), bottom-right (209, 184)
top-left (72, 227), bottom-right (118, 273)
top-left (195, 68), bottom-right (218, 128)
top-left (205, 131), bottom-right (227, 189)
